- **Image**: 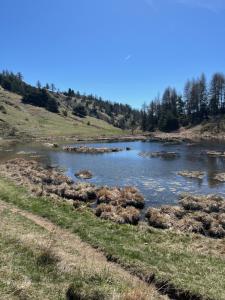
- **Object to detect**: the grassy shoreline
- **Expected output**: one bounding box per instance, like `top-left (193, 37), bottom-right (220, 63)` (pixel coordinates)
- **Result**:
top-left (0, 177), bottom-right (225, 299)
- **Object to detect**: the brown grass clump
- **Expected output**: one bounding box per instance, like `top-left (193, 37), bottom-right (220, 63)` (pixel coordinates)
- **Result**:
top-left (95, 204), bottom-right (140, 225)
top-left (63, 145), bottom-right (122, 154)
top-left (178, 170), bottom-right (205, 180)
top-left (97, 187), bottom-right (122, 204)
top-left (146, 194), bottom-right (225, 238)
top-left (0, 158), bottom-right (98, 202)
top-left (95, 186), bottom-right (144, 225)
top-left (0, 158), bottom-right (145, 226)
top-left (97, 186), bottom-right (144, 209)
top-left (75, 170), bottom-right (93, 179)
top-left (177, 217), bottom-right (204, 234)
top-left (214, 173), bottom-right (225, 182)
top-left (145, 208), bottom-right (173, 229)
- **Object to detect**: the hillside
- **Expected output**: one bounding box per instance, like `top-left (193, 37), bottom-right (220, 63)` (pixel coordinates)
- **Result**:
top-left (0, 87), bottom-right (125, 140)
top-left (0, 71), bottom-right (140, 139)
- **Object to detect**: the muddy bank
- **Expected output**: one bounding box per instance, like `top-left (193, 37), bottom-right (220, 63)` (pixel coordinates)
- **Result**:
top-left (0, 158), bottom-right (144, 225)
top-left (146, 193), bottom-right (225, 238)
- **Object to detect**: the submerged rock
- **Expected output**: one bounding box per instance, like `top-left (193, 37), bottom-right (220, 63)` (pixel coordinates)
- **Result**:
top-left (75, 170), bottom-right (93, 179)
top-left (178, 170), bottom-right (205, 180)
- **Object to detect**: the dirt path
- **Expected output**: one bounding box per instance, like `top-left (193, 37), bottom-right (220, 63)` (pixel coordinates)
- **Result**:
top-left (0, 200), bottom-right (167, 300)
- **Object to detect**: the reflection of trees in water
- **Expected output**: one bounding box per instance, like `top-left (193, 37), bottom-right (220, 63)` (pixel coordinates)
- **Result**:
top-left (196, 178), bottom-right (204, 188)
top-left (206, 157), bottom-right (225, 187)
top-left (185, 154), bottom-right (205, 163)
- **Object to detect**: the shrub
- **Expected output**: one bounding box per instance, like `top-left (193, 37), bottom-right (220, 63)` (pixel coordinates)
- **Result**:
top-left (22, 89), bottom-right (59, 113)
top-left (0, 105), bottom-right (7, 114)
top-left (72, 104), bottom-right (87, 118)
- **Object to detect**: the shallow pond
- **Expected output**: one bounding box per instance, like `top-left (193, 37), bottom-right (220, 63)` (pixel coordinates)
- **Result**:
top-left (1, 140), bottom-right (225, 207)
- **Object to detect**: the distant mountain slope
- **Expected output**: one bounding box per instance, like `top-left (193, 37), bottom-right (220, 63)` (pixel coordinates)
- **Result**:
top-left (0, 87), bottom-right (124, 139)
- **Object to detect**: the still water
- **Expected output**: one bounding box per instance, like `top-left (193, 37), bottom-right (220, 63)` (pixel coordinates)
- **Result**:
top-left (1, 140), bottom-right (225, 207)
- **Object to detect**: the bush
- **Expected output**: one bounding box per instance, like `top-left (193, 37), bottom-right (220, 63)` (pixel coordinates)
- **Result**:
top-left (36, 247), bottom-right (59, 266)
top-left (73, 104), bottom-right (87, 118)
top-left (0, 105), bottom-right (7, 114)
top-left (22, 89), bottom-right (59, 113)
top-left (63, 110), bottom-right (68, 117)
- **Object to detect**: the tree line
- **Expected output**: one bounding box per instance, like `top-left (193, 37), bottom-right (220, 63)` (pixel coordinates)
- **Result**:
top-left (141, 72), bottom-right (225, 132)
top-left (0, 71), bottom-right (59, 113)
top-left (63, 88), bottom-right (141, 128)
top-left (1, 70), bottom-right (224, 132)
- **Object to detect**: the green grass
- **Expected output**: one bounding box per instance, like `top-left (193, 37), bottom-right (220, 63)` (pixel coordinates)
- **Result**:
top-left (0, 206), bottom-right (138, 299)
top-left (0, 88), bottom-right (125, 138)
top-left (0, 177), bottom-right (225, 299)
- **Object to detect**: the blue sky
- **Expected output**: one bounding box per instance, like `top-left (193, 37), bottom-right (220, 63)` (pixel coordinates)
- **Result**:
top-left (1, 0), bottom-right (225, 108)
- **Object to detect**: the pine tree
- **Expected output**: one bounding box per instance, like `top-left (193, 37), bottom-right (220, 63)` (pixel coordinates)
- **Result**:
top-left (36, 80), bottom-right (41, 89)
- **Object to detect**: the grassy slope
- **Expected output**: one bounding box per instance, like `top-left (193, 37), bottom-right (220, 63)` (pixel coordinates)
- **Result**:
top-left (1, 177), bottom-right (225, 300)
top-left (0, 206), bottom-right (163, 300)
top-left (0, 87), bottom-right (124, 138)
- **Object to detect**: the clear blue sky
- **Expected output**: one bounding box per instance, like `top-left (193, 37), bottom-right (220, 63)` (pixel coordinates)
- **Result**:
top-left (1, 0), bottom-right (225, 108)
